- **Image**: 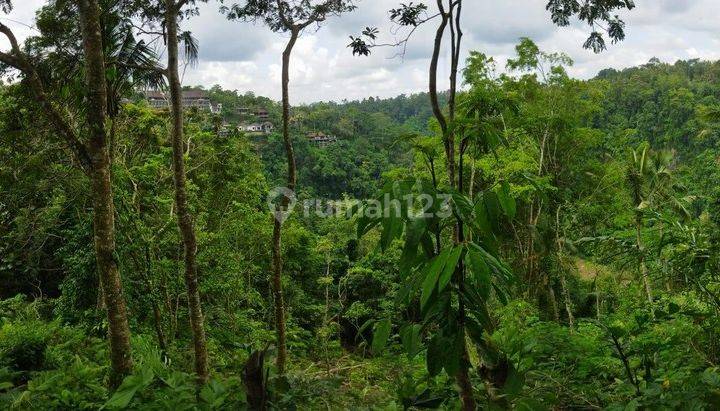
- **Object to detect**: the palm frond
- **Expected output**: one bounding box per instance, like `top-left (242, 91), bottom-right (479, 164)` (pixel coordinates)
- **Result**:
top-left (179, 31), bottom-right (199, 68)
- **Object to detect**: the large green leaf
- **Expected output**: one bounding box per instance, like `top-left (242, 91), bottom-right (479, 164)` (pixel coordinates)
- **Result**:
top-left (379, 206), bottom-right (403, 251)
top-left (442, 332), bottom-right (463, 376)
top-left (438, 246), bottom-right (463, 292)
top-left (399, 218), bottom-right (427, 275)
top-left (426, 336), bottom-right (443, 377)
top-left (356, 202), bottom-right (381, 238)
top-left (400, 324), bottom-right (423, 359)
top-left (474, 197), bottom-right (492, 235)
top-left (103, 367), bottom-right (154, 409)
top-left (466, 245), bottom-right (491, 299)
top-left (372, 318), bottom-right (392, 354)
top-left (470, 242), bottom-right (512, 283)
top-left (420, 249), bottom-right (450, 309)
top-left (451, 192), bottom-right (475, 224)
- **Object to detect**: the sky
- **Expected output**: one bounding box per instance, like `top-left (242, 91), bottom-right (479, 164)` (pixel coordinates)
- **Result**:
top-left (2, 0), bottom-right (720, 104)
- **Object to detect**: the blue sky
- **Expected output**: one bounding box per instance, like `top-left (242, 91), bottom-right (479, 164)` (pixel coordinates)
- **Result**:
top-left (2, 0), bottom-right (720, 103)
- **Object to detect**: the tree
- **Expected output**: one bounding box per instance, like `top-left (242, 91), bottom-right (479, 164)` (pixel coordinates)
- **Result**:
top-left (504, 38), bottom-right (580, 325)
top-left (163, 0), bottom-right (210, 385)
top-left (77, 0), bottom-right (135, 386)
top-left (133, 0), bottom-right (211, 384)
top-left (545, 0), bottom-right (635, 52)
top-left (224, 0), bottom-right (357, 375)
top-left (348, 1), bottom-right (636, 408)
top-left (0, 0), bottom-right (134, 387)
top-left (627, 145), bottom-right (689, 314)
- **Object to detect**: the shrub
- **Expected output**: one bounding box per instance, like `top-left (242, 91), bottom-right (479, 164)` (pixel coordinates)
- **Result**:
top-left (0, 321), bottom-right (51, 373)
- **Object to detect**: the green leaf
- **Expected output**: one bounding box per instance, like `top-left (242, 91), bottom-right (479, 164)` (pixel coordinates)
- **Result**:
top-left (470, 242), bottom-right (512, 283)
top-left (503, 361), bottom-right (524, 395)
top-left (426, 336), bottom-right (443, 377)
top-left (514, 398), bottom-right (549, 411)
top-left (200, 379), bottom-right (228, 407)
top-left (473, 198), bottom-right (492, 235)
top-left (379, 207), bottom-right (403, 251)
top-left (451, 192), bottom-right (474, 223)
top-left (400, 324), bottom-right (422, 359)
top-left (103, 367), bottom-right (154, 409)
top-left (420, 249), bottom-right (449, 309)
top-left (419, 231), bottom-right (435, 257)
top-left (492, 282), bottom-right (509, 305)
top-left (702, 368), bottom-right (720, 388)
top-left (395, 281), bottom-right (414, 306)
top-left (496, 181), bottom-right (516, 219)
top-left (372, 318), bottom-right (392, 354)
top-left (105, 65), bottom-right (118, 82)
top-left (479, 191), bottom-right (502, 230)
top-left (466, 245), bottom-right (491, 299)
top-left (358, 319), bottom-right (374, 335)
top-left (438, 246), bottom-right (463, 292)
top-left (442, 332), bottom-right (462, 376)
top-left (399, 218), bottom-right (426, 275)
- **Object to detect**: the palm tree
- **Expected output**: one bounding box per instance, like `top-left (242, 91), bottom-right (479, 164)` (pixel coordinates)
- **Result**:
top-left (627, 145), bottom-right (690, 313)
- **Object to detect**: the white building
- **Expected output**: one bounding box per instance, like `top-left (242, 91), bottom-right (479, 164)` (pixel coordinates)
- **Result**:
top-left (239, 122), bottom-right (274, 134)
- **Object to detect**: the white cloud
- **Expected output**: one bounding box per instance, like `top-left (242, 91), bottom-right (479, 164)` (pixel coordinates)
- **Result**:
top-left (3, 0), bottom-right (720, 103)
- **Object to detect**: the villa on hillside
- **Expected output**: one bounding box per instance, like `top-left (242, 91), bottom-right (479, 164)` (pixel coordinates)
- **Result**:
top-left (255, 108), bottom-right (270, 121)
top-left (237, 107), bottom-right (274, 135)
top-left (144, 90), bottom-right (222, 113)
top-left (307, 131), bottom-right (337, 147)
top-left (237, 107), bottom-right (271, 120)
top-left (239, 121), bottom-right (274, 134)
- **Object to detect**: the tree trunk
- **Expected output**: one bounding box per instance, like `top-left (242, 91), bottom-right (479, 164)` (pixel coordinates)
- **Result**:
top-left (429, 2), bottom-right (475, 409)
top-left (165, 1), bottom-right (209, 384)
top-left (78, 0), bottom-right (133, 388)
top-left (548, 284), bottom-right (560, 322)
top-left (271, 27), bottom-right (300, 375)
top-left (559, 272), bottom-right (574, 328)
top-left (145, 247), bottom-right (167, 353)
top-left (455, 143), bottom-right (475, 411)
top-left (555, 206), bottom-right (574, 328)
top-left (428, 8), bottom-right (451, 186)
top-left (635, 214), bottom-right (654, 315)
top-left (456, 345), bottom-right (476, 411)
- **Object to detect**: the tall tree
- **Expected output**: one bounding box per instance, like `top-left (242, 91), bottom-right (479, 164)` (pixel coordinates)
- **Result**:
top-left (0, 0), bottom-right (134, 387)
top-left (77, 0), bottom-right (134, 386)
top-left (224, 0), bottom-right (357, 374)
top-left (164, 0), bottom-right (209, 385)
top-left (134, 0), bottom-right (210, 384)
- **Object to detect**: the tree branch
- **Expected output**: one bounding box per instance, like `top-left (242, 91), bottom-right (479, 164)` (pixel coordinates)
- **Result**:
top-left (117, 61), bottom-right (168, 77)
top-left (276, 0), bottom-right (292, 28)
top-left (0, 22), bottom-right (92, 173)
top-left (175, 0), bottom-right (192, 11)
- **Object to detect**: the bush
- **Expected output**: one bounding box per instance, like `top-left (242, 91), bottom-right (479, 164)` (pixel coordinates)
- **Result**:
top-left (0, 321), bottom-right (52, 373)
